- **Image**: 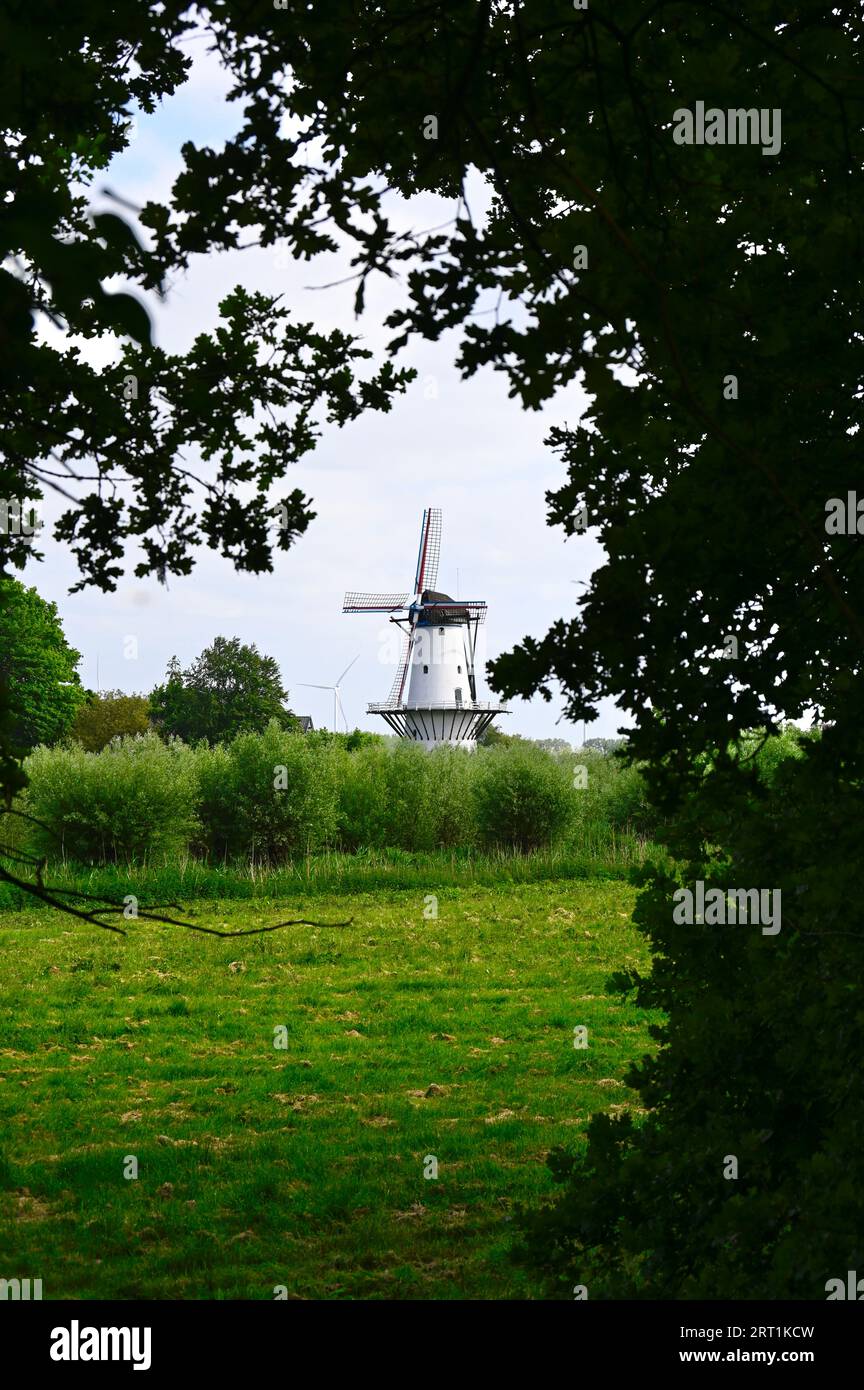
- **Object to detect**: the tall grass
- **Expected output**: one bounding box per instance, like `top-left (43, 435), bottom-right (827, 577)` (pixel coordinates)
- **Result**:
top-left (0, 839), bottom-right (656, 911)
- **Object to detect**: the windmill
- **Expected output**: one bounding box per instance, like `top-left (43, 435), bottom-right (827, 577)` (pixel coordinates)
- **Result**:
top-left (297, 654), bottom-right (360, 733)
top-left (343, 508), bottom-right (508, 746)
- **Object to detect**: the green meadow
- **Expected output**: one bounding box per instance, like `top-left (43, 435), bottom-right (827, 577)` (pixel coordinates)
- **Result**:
top-left (0, 878), bottom-right (656, 1300)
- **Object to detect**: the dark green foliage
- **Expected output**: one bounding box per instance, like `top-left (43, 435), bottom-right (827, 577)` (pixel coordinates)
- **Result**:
top-left (745, 724), bottom-right (810, 786)
top-left (0, 2), bottom-right (412, 798)
top-left (0, 672), bottom-right (26, 808)
top-left (477, 725), bottom-right (522, 748)
top-left (149, 637), bottom-right (296, 745)
top-left (519, 725), bottom-right (864, 1299)
top-left (71, 690), bottom-right (151, 751)
top-left (0, 578), bottom-right (85, 755)
top-left (0, 0), bottom-right (412, 595)
top-left (306, 728), bottom-right (380, 753)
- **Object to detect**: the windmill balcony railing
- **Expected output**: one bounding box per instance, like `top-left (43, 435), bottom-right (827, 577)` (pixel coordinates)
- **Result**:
top-left (367, 700), bottom-right (509, 712)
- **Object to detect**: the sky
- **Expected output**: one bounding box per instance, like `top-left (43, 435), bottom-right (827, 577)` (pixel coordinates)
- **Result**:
top-left (24, 38), bottom-right (626, 744)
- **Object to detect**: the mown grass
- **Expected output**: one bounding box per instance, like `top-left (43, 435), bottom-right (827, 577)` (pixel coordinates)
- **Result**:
top-left (0, 879), bottom-right (657, 1300)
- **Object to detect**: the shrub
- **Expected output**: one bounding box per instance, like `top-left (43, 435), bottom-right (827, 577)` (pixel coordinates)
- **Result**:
top-left (425, 745), bottom-right (478, 848)
top-left (23, 734), bottom-right (199, 863)
top-left (379, 742), bottom-right (436, 850)
top-left (749, 723), bottom-right (809, 786)
top-left (12, 724), bottom-right (666, 866)
top-left (473, 743), bottom-right (574, 851)
top-left (190, 742), bottom-right (234, 861)
top-left (334, 739), bottom-right (390, 850)
top-left (195, 720), bottom-right (341, 863)
top-left (571, 747), bottom-right (657, 838)
top-left (336, 740), bottom-right (435, 850)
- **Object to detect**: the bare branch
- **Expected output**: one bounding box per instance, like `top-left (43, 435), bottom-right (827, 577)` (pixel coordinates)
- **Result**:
top-left (0, 809), bottom-right (353, 938)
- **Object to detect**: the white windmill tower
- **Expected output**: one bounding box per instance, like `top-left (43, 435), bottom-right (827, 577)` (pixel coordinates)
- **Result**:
top-left (343, 507), bottom-right (508, 747)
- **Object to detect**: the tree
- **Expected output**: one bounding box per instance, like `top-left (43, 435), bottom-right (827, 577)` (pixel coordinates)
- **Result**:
top-left (1, 1), bottom-right (862, 1290)
top-left (0, 2), bottom-right (413, 596)
top-left (149, 637), bottom-right (297, 745)
top-left (532, 737), bottom-right (573, 757)
top-left (0, 578), bottom-right (85, 754)
top-left (477, 725), bottom-right (521, 748)
top-left (71, 690), bottom-right (151, 751)
top-left (138, 1), bottom-right (855, 1298)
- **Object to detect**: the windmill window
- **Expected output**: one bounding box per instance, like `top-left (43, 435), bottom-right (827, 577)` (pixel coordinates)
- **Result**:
top-left (423, 664), bottom-right (429, 674)
top-left (438, 627), bottom-right (444, 634)
top-left (457, 665), bottom-right (462, 673)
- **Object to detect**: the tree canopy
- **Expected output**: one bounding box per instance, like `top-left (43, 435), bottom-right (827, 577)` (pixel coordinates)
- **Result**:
top-left (149, 636), bottom-right (297, 745)
top-left (71, 689), bottom-right (152, 752)
top-left (4, 2), bottom-right (858, 777)
top-left (0, 577), bottom-right (85, 755)
top-left (0, 0), bottom-right (413, 595)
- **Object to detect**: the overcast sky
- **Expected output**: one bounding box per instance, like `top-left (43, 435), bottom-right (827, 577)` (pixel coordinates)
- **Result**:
top-left (25, 40), bottom-right (626, 744)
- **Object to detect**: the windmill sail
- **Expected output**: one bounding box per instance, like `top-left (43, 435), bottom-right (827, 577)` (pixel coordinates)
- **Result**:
top-left (343, 591), bottom-right (409, 612)
top-left (462, 629), bottom-right (477, 701)
top-left (388, 630), bottom-right (416, 705)
top-left (413, 508), bottom-right (442, 593)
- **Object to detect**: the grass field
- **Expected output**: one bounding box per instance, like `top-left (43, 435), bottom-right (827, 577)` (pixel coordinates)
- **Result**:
top-left (0, 878), bottom-right (657, 1299)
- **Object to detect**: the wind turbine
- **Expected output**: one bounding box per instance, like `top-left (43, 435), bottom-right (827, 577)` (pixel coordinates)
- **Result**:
top-left (298, 654), bottom-right (360, 732)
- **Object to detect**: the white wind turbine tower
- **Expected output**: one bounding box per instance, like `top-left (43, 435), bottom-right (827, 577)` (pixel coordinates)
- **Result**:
top-left (297, 654), bottom-right (360, 733)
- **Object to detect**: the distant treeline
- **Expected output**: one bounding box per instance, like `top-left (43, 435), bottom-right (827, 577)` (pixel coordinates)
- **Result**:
top-left (14, 726), bottom-right (658, 866)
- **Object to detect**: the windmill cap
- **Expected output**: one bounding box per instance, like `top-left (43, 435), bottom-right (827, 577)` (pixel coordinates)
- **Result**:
top-left (417, 589), bottom-right (473, 624)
